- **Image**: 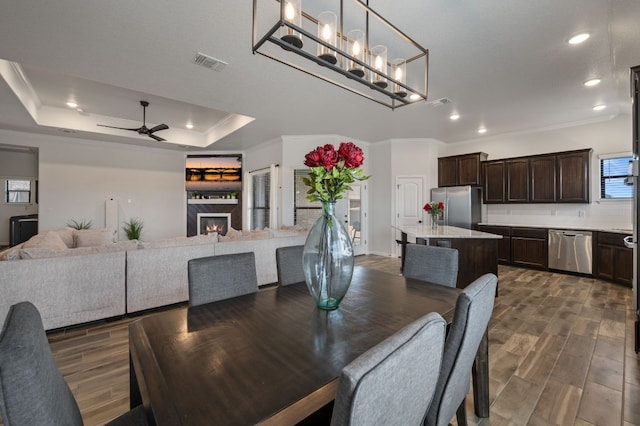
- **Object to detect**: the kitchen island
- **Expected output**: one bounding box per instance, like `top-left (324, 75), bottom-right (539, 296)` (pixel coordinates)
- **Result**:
top-left (397, 225), bottom-right (502, 290)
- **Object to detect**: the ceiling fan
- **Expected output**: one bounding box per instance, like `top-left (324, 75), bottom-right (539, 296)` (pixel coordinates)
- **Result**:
top-left (97, 100), bottom-right (169, 141)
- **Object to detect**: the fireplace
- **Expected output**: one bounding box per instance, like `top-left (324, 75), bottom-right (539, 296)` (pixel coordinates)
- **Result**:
top-left (197, 213), bottom-right (232, 236)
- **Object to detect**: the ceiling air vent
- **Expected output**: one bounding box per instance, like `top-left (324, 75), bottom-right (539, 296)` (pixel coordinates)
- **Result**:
top-left (425, 97), bottom-right (452, 107)
top-left (192, 52), bottom-right (228, 72)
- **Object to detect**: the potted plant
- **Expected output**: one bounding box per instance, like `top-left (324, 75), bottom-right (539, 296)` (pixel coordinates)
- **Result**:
top-left (122, 217), bottom-right (144, 240)
top-left (67, 219), bottom-right (93, 230)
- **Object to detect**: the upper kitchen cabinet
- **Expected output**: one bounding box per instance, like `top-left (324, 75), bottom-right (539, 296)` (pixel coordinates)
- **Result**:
top-left (482, 160), bottom-right (506, 203)
top-left (482, 149), bottom-right (591, 204)
top-left (529, 154), bottom-right (556, 203)
top-left (556, 149), bottom-right (591, 203)
top-left (506, 158), bottom-right (530, 202)
top-left (438, 152), bottom-right (487, 187)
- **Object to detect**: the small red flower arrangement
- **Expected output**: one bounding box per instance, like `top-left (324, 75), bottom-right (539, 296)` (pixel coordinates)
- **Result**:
top-left (303, 142), bottom-right (369, 204)
top-left (424, 201), bottom-right (445, 220)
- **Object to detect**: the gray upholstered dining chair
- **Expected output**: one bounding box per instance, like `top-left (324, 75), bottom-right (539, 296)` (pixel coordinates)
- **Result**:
top-left (331, 312), bottom-right (447, 426)
top-left (423, 273), bottom-right (498, 426)
top-left (188, 252), bottom-right (258, 307)
top-left (0, 301), bottom-right (148, 426)
top-left (276, 245), bottom-right (306, 286)
top-left (403, 244), bottom-right (459, 288)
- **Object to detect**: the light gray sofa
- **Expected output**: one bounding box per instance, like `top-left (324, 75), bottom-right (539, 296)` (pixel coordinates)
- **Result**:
top-left (0, 230), bottom-right (308, 329)
top-left (0, 251), bottom-right (126, 330)
top-left (126, 234), bottom-right (307, 313)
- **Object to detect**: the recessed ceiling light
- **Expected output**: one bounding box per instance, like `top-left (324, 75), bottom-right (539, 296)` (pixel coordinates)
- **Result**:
top-left (66, 101), bottom-right (78, 108)
top-left (584, 78), bottom-right (601, 87)
top-left (409, 94), bottom-right (421, 101)
top-left (478, 127), bottom-right (487, 134)
top-left (592, 104), bottom-right (606, 111)
top-left (568, 33), bottom-right (590, 45)
top-left (186, 123), bottom-right (194, 129)
top-left (449, 113), bottom-right (460, 121)
top-left (76, 108), bottom-right (84, 113)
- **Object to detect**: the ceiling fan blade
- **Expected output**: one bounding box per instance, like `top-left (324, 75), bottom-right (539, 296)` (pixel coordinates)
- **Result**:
top-left (149, 134), bottom-right (166, 142)
top-left (149, 124), bottom-right (169, 133)
top-left (97, 124), bottom-right (141, 132)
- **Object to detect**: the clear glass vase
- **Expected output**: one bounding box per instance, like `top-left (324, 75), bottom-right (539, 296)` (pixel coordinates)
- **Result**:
top-left (303, 201), bottom-right (354, 310)
top-left (430, 214), bottom-right (438, 230)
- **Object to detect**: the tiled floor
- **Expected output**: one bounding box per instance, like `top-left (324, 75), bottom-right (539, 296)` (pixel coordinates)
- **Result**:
top-left (2, 255), bottom-right (638, 425)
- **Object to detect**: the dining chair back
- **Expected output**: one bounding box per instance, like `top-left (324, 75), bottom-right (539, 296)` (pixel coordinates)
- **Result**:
top-left (331, 312), bottom-right (447, 426)
top-left (0, 301), bottom-right (148, 426)
top-left (404, 244), bottom-right (459, 288)
top-left (424, 273), bottom-right (498, 426)
top-left (276, 245), bottom-right (306, 286)
top-left (188, 252), bottom-right (258, 307)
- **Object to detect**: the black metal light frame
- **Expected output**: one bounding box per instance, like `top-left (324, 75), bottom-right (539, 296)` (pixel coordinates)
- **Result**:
top-left (252, 0), bottom-right (429, 110)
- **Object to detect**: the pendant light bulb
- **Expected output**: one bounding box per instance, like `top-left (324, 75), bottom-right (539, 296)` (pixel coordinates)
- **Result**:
top-left (285, 2), bottom-right (295, 21)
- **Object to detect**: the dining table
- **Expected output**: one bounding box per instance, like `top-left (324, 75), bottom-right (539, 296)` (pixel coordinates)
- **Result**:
top-left (128, 266), bottom-right (490, 425)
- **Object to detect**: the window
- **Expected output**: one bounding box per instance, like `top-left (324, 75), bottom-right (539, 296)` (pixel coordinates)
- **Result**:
top-left (294, 169), bottom-right (322, 228)
top-left (251, 170), bottom-right (271, 229)
top-left (248, 164), bottom-right (278, 230)
top-left (5, 179), bottom-right (31, 203)
top-left (600, 154), bottom-right (633, 199)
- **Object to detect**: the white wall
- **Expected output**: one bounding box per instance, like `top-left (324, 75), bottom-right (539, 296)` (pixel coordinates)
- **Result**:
top-left (440, 115), bottom-right (633, 230)
top-left (0, 147), bottom-right (39, 245)
top-left (368, 141), bottom-right (392, 255)
top-left (0, 129), bottom-right (187, 241)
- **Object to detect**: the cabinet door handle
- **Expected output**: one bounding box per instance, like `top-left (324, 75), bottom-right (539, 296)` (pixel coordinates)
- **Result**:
top-left (623, 235), bottom-right (635, 249)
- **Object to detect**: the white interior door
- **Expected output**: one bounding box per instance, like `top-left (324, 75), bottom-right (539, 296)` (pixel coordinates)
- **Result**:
top-left (395, 176), bottom-right (425, 253)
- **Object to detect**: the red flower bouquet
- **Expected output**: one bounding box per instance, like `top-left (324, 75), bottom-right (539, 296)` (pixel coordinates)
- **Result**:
top-left (424, 201), bottom-right (445, 219)
top-left (303, 142), bottom-right (369, 204)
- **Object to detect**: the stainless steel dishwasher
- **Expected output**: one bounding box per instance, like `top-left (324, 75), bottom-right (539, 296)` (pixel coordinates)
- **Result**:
top-left (548, 229), bottom-right (593, 274)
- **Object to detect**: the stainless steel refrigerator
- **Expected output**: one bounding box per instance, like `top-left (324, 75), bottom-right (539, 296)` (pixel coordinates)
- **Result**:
top-left (430, 185), bottom-right (482, 229)
top-left (630, 65), bottom-right (640, 353)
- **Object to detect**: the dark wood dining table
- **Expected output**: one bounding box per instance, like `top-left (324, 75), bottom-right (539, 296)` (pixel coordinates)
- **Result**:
top-left (129, 266), bottom-right (490, 425)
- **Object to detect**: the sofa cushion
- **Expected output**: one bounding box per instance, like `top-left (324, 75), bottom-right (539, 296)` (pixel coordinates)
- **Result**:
top-left (22, 232), bottom-right (68, 252)
top-left (142, 234), bottom-right (218, 249)
top-left (74, 228), bottom-right (117, 247)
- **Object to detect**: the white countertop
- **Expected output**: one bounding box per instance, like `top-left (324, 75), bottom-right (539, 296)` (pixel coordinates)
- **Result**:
top-left (396, 225), bottom-right (503, 240)
top-left (478, 223), bottom-right (632, 234)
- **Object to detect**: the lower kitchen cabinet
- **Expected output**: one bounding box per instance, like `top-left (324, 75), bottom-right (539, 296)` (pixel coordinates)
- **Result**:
top-left (476, 225), bottom-right (511, 263)
top-left (594, 232), bottom-right (633, 287)
top-left (510, 227), bottom-right (548, 270)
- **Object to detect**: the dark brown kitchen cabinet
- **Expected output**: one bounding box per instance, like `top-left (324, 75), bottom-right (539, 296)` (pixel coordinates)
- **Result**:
top-left (438, 152), bottom-right (487, 187)
top-left (481, 149), bottom-right (590, 204)
top-left (557, 150), bottom-right (590, 203)
top-left (510, 227), bottom-right (548, 270)
top-left (476, 225), bottom-right (511, 263)
top-left (482, 160), bottom-right (505, 203)
top-left (506, 159), bottom-right (529, 202)
top-left (594, 231), bottom-right (633, 287)
top-left (530, 154), bottom-right (556, 202)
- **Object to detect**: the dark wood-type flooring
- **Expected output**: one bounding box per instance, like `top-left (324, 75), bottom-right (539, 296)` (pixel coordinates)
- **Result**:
top-left (1, 255), bottom-right (639, 425)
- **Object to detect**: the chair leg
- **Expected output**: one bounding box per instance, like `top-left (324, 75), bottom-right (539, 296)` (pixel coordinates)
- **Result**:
top-left (455, 398), bottom-right (468, 426)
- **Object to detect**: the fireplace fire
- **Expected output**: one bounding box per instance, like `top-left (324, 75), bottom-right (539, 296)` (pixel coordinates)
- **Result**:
top-left (197, 213), bottom-right (231, 236)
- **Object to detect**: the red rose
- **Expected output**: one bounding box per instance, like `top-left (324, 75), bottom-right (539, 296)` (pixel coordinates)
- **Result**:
top-left (338, 142), bottom-right (364, 168)
top-left (423, 203), bottom-right (431, 211)
top-left (305, 145), bottom-right (338, 171)
top-left (438, 202), bottom-right (445, 210)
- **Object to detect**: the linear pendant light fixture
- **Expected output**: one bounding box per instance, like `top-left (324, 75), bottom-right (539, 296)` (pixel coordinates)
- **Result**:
top-left (252, 0), bottom-right (429, 109)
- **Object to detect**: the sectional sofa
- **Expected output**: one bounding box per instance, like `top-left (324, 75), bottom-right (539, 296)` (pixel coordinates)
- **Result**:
top-left (0, 228), bottom-right (307, 330)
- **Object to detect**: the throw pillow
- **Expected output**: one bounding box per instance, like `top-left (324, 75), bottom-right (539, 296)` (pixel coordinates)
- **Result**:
top-left (54, 227), bottom-right (76, 248)
top-left (225, 227), bottom-right (242, 238)
top-left (22, 231), bottom-right (68, 252)
top-left (74, 228), bottom-right (117, 247)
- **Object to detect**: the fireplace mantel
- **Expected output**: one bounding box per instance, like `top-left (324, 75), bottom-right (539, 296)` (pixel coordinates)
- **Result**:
top-left (188, 199), bottom-right (238, 205)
